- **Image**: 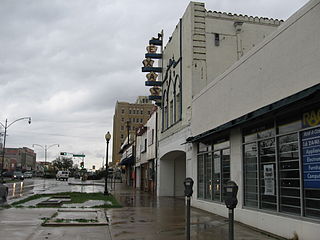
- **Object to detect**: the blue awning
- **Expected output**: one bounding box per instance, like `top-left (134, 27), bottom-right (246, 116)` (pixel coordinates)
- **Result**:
top-left (119, 156), bottom-right (134, 166)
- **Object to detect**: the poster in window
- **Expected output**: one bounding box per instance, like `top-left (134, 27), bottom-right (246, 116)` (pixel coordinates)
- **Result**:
top-left (264, 164), bottom-right (275, 195)
top-left (301, 127), bottom-right (320, 188)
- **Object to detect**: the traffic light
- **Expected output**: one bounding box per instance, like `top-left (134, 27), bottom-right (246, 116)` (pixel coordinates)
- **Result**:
top-left (60, 152), bottom-right (67, 156)
top-left (80, 162), bottom-right (84, 169)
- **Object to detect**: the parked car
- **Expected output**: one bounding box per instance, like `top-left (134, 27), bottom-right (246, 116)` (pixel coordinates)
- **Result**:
top-left (12, 171), bottom-right (24, 180)
top-left (0, 183), bottom-right (8, 203)
top-left (87, 171), bottom-right (101, 180)
top-left (74, 172), bottom-right (80, 179)
top-left (56, 171), bottom-right (69, 181)
top-left (24, 171), bottom-right (33, 178)
top-left (2, 171), bottom-right (13, 178)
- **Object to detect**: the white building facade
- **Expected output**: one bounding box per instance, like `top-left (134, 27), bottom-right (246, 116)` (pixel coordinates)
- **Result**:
top-left (155, 2), bottom-right (281, 197)
top-left (135, 108), bottom-right (158, 193)
top-left (188, 0), bottom-right (320, 239)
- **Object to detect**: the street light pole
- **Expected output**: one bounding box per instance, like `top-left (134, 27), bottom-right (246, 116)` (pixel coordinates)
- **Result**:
top-left (0, 117), bottom-right (31, 182)
top-left (33, 144), bottom-right (59, 176)
top-left (104, 131), bottom-right (111, 195)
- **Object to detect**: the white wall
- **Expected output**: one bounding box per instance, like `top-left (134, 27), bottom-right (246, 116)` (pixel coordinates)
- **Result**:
top-left (158, 157), bottom-right (174, 196)
top-left (136, 166), bottom-right (141, 189)
top-left (190, 2), bottom-right (320, 239)
top-left (146, 111), bottom-right (157, 161)
top-left (192, 0), bottom-right (320, 136)
top-left (174, 157), bottom-right (186, 196)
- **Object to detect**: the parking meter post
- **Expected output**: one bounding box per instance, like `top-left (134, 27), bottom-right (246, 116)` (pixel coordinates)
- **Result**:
top-left (184, 178), bottom-right (194, 240)
top-left (223, 181), bottom-right (238, 240)
top-left (229, 208), bottom-right (234, 240)
top-left (186, 196), bottom-right (191, 240)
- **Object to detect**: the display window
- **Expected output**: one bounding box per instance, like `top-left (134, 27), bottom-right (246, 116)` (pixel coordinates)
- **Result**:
top-left (243, 106), bottom-right (320, 220)
top-left (197, 139), bottom-right (230, 202)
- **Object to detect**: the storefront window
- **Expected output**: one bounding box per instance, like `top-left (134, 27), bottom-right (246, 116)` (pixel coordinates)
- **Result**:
top-left (243, 106), bottom-right (320, 220)
top-left (244, 143), bottom-right (258, 207)
top-left (213, 151), bottom-right (221, 201)
top-left (279, 133), bottom-right (300, 215)
top-left (259, 138), bottom-right (277, 211)
top-left (197, 138), bottom-right (230, 202)
top-left (198, 155), bottom-right (204, 198)
top-left (205, 153), bottom-right (212, 200)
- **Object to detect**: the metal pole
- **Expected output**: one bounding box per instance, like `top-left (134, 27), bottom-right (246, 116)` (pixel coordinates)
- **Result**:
top-left (44, 145), bottom-right (47, 177)
top-left (1, 119), bottom-right (7, 182)
top-left (229, 208), bottom-right (234, 240)
top-left (104, 139), bottom-right (109, 195)
top-left (186, 196), bottom-right (191, 240)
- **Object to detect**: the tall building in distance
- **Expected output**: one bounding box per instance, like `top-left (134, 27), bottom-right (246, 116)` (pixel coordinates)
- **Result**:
top-left (112, 96), bottom-right (154, 165)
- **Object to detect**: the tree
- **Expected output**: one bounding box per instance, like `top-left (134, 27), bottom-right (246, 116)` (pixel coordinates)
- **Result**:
top-left (52, 157), bottom-right (73, 171)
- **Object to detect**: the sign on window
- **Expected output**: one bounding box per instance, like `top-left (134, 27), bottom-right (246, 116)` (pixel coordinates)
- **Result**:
top-left (264, 164), bottom-right (275, 195)
top-left (301, 127), bottom-right (320, 189)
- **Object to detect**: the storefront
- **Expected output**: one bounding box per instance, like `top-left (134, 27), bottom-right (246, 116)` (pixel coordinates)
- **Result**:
top-left (190, 85), bottom-right (320, 239)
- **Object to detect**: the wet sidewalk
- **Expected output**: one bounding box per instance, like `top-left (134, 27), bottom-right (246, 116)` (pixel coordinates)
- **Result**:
top-left (107, 183), bottom-right (285, 240)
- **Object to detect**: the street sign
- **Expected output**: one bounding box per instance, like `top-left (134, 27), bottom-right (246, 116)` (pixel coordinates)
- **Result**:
top-left (73, 154), bottom-right (85, 157)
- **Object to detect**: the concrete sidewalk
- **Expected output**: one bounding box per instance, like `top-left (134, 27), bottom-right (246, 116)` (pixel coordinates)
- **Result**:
top-left (107, 183), bottom-right (286, 240)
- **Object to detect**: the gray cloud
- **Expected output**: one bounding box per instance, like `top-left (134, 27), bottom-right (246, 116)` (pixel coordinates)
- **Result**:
top-left (0, 0), bottom-right (309, 168)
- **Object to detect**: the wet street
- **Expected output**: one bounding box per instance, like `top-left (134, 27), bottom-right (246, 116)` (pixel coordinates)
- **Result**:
top-left (0, 180), bottom-right (285, 240)
top-left (108, 184), bottom-right (284, 240)
top-left (4, 178), bottom-right (105, 202)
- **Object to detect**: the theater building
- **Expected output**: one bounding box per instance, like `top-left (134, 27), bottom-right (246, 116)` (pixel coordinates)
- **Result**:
top-left (187, 0), bottom-right (320, 239)
top-left (149, 2), bottom-right (281, 197)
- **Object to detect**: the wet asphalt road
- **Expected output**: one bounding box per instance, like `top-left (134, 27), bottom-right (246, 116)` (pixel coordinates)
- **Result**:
top-left (4, 178), bottom-right (105, 202)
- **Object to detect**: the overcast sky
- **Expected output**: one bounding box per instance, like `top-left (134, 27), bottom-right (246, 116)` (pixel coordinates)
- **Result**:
top-left (0, 0), bottom-right (310, 169)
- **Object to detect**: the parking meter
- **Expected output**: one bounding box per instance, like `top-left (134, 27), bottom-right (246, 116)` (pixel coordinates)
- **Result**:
top-left (184, 177), bottom-right (194, 240)
top-left (184, 178), bottom-right (194, 197)
top-left (224, 181), bottom-right (238, 209)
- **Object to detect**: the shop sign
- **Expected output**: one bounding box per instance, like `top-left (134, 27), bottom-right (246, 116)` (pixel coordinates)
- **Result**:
top-left (302, 108), bottom-right (320, 128)
top-left (301, 127), bottom-right (320, 188)
top-left (263, 164), bottom-right (275, 195)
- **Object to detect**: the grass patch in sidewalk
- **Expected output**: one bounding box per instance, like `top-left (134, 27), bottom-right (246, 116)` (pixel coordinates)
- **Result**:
top-left (10, 192), bottom-right (121, 208)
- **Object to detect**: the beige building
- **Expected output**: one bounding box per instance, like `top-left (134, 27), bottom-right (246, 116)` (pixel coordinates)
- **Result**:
top-left (112, 96), bottom-right (154, 165)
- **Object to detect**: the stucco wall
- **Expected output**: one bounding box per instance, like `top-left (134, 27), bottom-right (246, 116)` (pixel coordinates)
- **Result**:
top-left (192, 0), bottom-right (320, 136)
top-left (190, 1), bottom-right (320, 239)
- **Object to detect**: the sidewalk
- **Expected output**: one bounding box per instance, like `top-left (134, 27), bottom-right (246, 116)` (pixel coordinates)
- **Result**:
top-left (0, 181), bottom-right (287, 240)
top-left (107, 183), bottom-right (286, 240)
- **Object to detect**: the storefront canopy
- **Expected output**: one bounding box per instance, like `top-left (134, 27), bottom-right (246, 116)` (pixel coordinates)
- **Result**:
top-left (186, 83), bottom-right (320, 143)
top-left (119, 156), bottom-right (134, 166)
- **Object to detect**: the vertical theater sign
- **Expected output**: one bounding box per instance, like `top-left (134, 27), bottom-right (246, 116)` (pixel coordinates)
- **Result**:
top-left (142, 31), bottom-right (163, 106)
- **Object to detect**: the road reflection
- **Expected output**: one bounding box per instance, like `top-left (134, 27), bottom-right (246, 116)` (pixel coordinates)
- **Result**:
top-left (10, 181), bottom-right (24, 198)
top-left (6, 178), bottom-right (105, 201)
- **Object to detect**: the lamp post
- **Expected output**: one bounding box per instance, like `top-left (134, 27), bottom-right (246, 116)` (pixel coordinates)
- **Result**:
top-left (104, 131), bottom-right (111, 195)
top-left (32, 144), bottom-right (59, 176)
top-left (0, 117), bottom-right (31, 183)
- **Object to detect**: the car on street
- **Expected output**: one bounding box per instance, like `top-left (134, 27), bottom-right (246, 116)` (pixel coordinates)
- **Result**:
top-left (0, 183), bottom-right (8, 203)
top-left (56, 171), bottom-right (69, 181)
top-left (12, 171), bottom-right (24, 180)
top-left (2, 171), bottom-right (13, 178)
top-left (23, 171), bottom-right (33, 178)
